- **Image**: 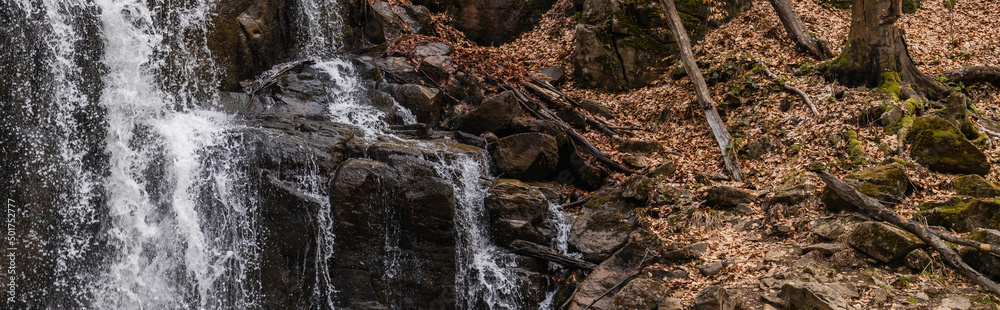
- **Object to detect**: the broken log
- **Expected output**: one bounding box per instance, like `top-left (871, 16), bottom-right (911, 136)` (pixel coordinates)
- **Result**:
top-left (504, 84), bottom-right (633, 174)
top-left (511, 240), bottom-right (597, 270)
top-left (758, 60), bottom-right (821, 117)
top-left (658, 0), bottom-right (745, 182)
top-left (246, 59), bottom-right (316, 101)
top-left (810, 165), bottom-right (1000, 296)
top-left (529, 77), bottom-right (622, 137)
top-left (939, 66), bottom-right (1000, 85)
top-left (521, 79), bottom-right (620, 139)
top-left (928, 228), bottom-right (1000, 258)
top-left (767, 0), bottom-right (832, 59)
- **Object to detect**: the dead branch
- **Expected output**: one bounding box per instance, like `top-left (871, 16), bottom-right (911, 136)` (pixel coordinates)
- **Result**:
top-left (520, 79), bottom-right (620, 140)
top-left (246, 59), bottom-right (316, 101)
top-left (658, 0), bottom-right (745, 182)
top-left (758, 60), bottom-right (821, 117)
top-left (938, 66), bottom-right (1000, 85)
top-left (511, 240), bottom-right (597, 270)
top-left (810, 166), bottom-right (1000, 296)
top-left (504, 84), bottom-right (633, 174)
top-left (529, 77), bottom-right (622, 135)
top-left (928, 228), bottom-right (1000, 258)
top-left (767, 0), bottom-right (833, 59)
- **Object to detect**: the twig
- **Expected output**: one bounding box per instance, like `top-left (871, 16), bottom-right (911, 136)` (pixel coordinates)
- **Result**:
top-left (758, 60), bottom-right (821, 117)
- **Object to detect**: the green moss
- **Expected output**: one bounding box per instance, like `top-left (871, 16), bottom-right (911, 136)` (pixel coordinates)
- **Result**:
top-left (822, 0), bottom-right (851, 9)
top-left (903, 98), bottom-right (923, 115)
top-left (847, 138), bottom-right (867, 165)
top-left (881, 72), bottom-right (903, 101)
top-left (920, 197), bottom-right (1000, 232)
top-left (902, 0), bottom-right (919, 13)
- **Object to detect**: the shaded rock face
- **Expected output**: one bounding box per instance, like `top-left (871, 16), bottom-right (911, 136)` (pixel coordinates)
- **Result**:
top-left (821, 162), bottom-right (911, 211)
top-left (849, 221), bottom-right (926, 263)
top-left (953, 174), bottom-right (1000, 198)
top-left (452, 91), bottom-right (521, 135)
top-left (610, 278), bottom-right (671, 310)
top-left (208, 0), bottom-right (296, 90)
top-left (569, 179), bottom-right (653, 262)
top-left (573, 0), bottom-right (751, 91)
top-left (490, 132), bottom-right (560, 181)
top-left (920, 197), bottom-right (1000, 233)
top-left (485, 179), bottom-right (551, 246)
top-left (364, 1), bottom-right (433, 43)
top-left (959, 228), bottom-right (1000, 278)
top-left (567, 230), bottom-right (664, 310)
top-left (907, 116), bottom-right (990, 176)
top-left (412, 0), bottom-right (556, 46)
top-left (693, 285), bottom-right (728, 310)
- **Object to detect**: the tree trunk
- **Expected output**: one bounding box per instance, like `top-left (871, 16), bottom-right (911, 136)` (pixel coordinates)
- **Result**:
top-left (825, 0), bottom-right (948, 98)
top-left (659, 0), bottom-right (745, 182)
top-left (767, 0), bottom-right (832, 59)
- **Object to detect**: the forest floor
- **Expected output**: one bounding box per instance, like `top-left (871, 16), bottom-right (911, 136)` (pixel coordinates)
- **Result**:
top-left (396, 0), bottom-right (1000, 307)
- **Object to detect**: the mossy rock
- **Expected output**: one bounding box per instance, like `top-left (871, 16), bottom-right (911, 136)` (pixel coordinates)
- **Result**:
top-left (568, 187), bottom-right (640, 262)
top-left (906, 116), bottom-right (990, 176)
top-left (953, 175), bottom-right (1000, 198)
top-left (849, 221), bottom-right (926, 263)
top-left (919, 197), bottom-right (1000, 233)
top-left (821, 162), bottom-right (911, 211)
top-left (958, 228), bottom-right (1000, 278)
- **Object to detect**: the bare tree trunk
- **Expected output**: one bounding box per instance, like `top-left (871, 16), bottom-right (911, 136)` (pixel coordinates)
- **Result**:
top-left (658, 0), bottom-right (745, 182)
top-left (767, 0), bottom-right (832, 59)
top-left (825, 0), bottom-right (948, 98)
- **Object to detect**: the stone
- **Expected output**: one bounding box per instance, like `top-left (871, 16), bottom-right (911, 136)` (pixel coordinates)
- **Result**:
top-left (693, 285), bottom-right (728, 310)
top-left (372, 57), bottom-right (420, 82)
top-left (647, 161), bottom-right (676, 178)
top-left (618, 140), bottom-right (663, 154)
top-left (652, 184), bottom-right (693, 206)
top-left (699, 261), bottom-right (726, 276)
top-left (364, 2), bottom-right (432, 43)
top-left (567, 237), bottom-right (663, 310)
top-left (565, 150), bottom-right (610, 191)
top-left (568, 187), bottom-right (641, 261)
top-left (741, 138), bottom-right (774, 160)
top-left (379, 83), bottom-right (443, 125)
top-left (958, 228), bottom-right (1000, 278)
top-left (812, 220), bottom-right (845, 240)
top-left (826, 282), bottom-right (859, 299)
top-left (485, 179), bottom-right (550, 246)
top-left (920, 197), bottom-right (1000, 232)
top-left (413, 42), bottom-right (453, 57)
top-left (579, 99), bottom-right (615, 119)
top-left (490, 133), bottom-right (559, 181)
top-left (767, 184), bottom-right (815, 206)
top-left (622, 155), bottom-right (650, 169)
top-left (412, 0), bottom-right (555, 45)
top-left (704, 186), bottom-right (754, 208)
top-left (849, 221), bottom-right (926, 263)
top-left (538, 66), bottom-right (565, 84)
top-left (418, 55), bottom-right (451, 82)
top-left (661, 298), bottom-right (684, 310)
top-left (557, 108), bottom-right (589, 129)
top-left (907, 116), bottom-right (990, 176)
top-left (821, 162), bottom-right (911, 211)
top-left (444, 71), bottom-right (485, 105)
top-left (803, 243), bottom-right (845, 256)
top-left (610, 278), bottom-right (671, 310)
top-left (208, 0), bottom-right (296, 90)
top-left (953, 174), bottom-right (1000, 198)
top-left (939, 296), bottom-right (972, 310)
top-left (905, 249), bottom-right (932, 271)
top-left (780, 281), bottom-right (848, 310)
top-left (451, 91), bottom-right (521, 135)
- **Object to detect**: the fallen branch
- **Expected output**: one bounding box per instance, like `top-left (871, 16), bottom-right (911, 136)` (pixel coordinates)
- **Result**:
top-left (928, 228), bottom-right (1000, 258)
top-left (758, 60), bottom-right (821, 117)
top-left (504, 84), bottom-right (633, 174)
top-left (766, 0), bottom-right (832, 59)
top-left (520, 79), bottom-right (619, 139)
top-left (810, 165), bottom-right (1000, 296)
top-left (658, 0), bottom-right (745, 182)
top-left (511, 240), bottom-right (597, 270)
top-left (246, 59), bottom-right (316, 101)
top-left (938, 66), bottom-right (1000, 85)
top-left (529, 77), bottom-right (622, 134)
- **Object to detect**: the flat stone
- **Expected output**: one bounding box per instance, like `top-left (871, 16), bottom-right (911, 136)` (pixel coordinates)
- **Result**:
top-left (939, 296), bottom-right (971, 310)
top-left (803, 243), bottom-right (845, 256)
top-left (699, 261), bottom-right (725, 276)
top-left (693, 285), bottom-right (728, 310)
top-left (812, 220), bottom-right (845, 240)
top-left (780, 281), bottom-right (848, 310)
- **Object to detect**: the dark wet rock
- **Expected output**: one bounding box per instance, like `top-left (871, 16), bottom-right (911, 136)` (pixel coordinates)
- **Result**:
top-left (364, 2), bottom-right (432, 43)
top-left (208, 0), bottom-right (296, 90)
top-left (378, 83), bottom-right (443, 125)
top-left (780, 281), bottom-right (848, 310)
top-left (907, 115), bottom-right (990, 176)
top-left (568, 187), bottom-right (645, 262)
top-left (419, 55), bottom-right (452, 82)
top-left (579, 99), bottom-right (615, 119)
top-left (953, 174), bottom-right (1000, 198)
top-left (412, 0), bottom-right (556, 46)
top-left (820, 162), bottom-right (911, 211)
top-left (905, 249), bottom-right (932, 271)
top-left (693, 285), bottom-right (728, 310)
top-left (485, 179), bottom-right (550, 246)
top-left (699, 261), bottom-right (726, 276)
top-left (500, 118), bottom-right (568, 146)
top-left (609, 278), bottom-right (671, 310)
top-left (704, 186), bottom-right (753, 208)
top-left (567, 231), bottom-right (663, 310)
top-left (451, 91), bottom-right (521, 135)
top-left (371, 57), bottom-right (424, 83)
top-left (618, 139), bottom-right (663, 154)
top-left (958, 228), bottom-right (1000, 278)
top-left (849, 221), bottom-right (926, 263)
top-left (490, 132), bottom-right (559, 181)
top-left (647, 160), bottom-right (676, 179)
top-left (920, 197), bottom-right (1000, 232)
top-left (444, 71), bottom-right (485, 105)
top-left (558, 108), bottom-right (589, 129)
top-left (564, 150), bottom-right (610, 190)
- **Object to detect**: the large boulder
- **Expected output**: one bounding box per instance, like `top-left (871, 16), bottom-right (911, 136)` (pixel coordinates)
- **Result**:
top-left (820, 162), bottom-right (911, 211)
top-left (693, 285), bottom-right (729, 310)
top-left (490, 133), bottom-right (560, 181)
top-left (907, 116), bottom-right (990, 176)
top-left (412, 0), bottom-right (556, 45)
top-left (919, 197), bottom-right (1000, 233)
top-left (363, 1), bottom-right (433, 43)
top-left (485, 179), bottom-right (551, 246)
top-left (959, 228), bottom-right (1000, 278)
top-left (451, 91), bottom-right (521, 135)
top-left (208, 0), bottom-right (295, 90)
top-left (953, 174), bottom-right (1000, 198)
top-left (378, 83), bottom-right (444, 125)
top-left (567, 231), bottom-right (664, 310)
top-left (573, 0), bottom-right (751, 91)
top-left (609, 278), bottom-right (671, 310)
top-left (568, 182), bottom-right (652, 261)
top-left (849, 221), bottom-right (926, 263)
